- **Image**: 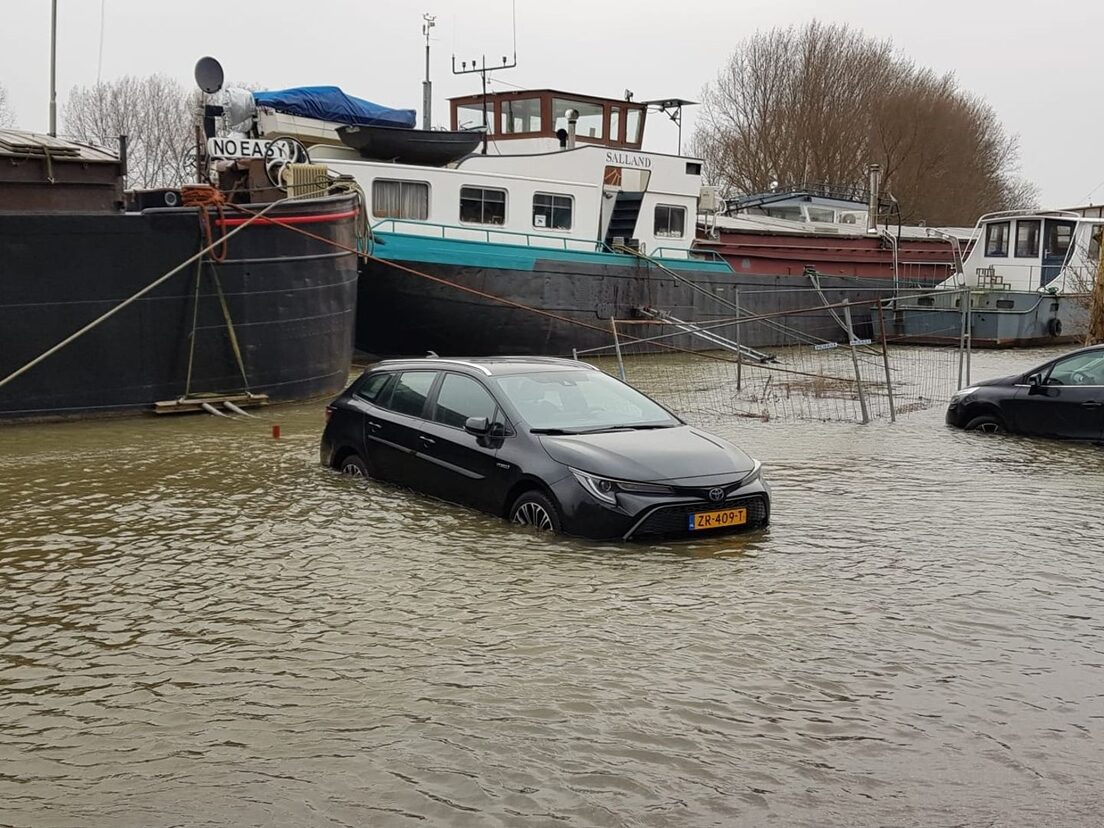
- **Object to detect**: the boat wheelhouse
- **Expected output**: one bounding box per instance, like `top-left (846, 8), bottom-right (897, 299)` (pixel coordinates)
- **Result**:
top-left (874, 211), bottom-right (1099, 347)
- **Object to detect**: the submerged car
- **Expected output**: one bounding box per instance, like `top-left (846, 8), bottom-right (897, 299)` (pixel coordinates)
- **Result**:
top-left (320, 357), bottom-right (770, 540)
top-left (946, 344), bottom-right (1104, 440)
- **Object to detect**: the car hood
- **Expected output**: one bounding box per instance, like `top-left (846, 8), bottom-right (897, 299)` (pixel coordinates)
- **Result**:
top-left (975, 373), bottom-right (1020, 388)
top-left (538, 425), bottom-right (755, 483)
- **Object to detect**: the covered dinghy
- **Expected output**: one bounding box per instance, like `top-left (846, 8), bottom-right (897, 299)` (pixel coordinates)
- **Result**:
top-left (251, 86), bottom-right (415, 129)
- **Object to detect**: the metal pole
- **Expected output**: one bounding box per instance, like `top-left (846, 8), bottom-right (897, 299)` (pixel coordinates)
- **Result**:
top-left (611, 318), bottom-right (626, 381)
top-left (421, 14), bottom-right (435, 129)
top-left (843, 301), bottom-right (870, 424)
top-left (735, 288), bottom-right (743, 392)
top-left (965, 289), bottom-right (972, 386)
top-left (49, 0), bottom-right (58, 136)
top-left (571, 347), bottom-right (578, 362)
top-left (877, 301), bottom-right (896, 423)
top-left (957, 286), bottom-right (968, 389)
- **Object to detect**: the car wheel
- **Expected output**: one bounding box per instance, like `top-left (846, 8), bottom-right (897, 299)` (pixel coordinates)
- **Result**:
top-left (339, 453), bottom-right (370, 477)
top-left (509, 490), bottom-right (562, 533)
top-left (964, 414), bottom-right (1006, 434)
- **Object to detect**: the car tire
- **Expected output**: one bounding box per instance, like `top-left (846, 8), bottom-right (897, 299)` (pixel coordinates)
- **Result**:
top-left (338, 453), bottom-right (370, 477)
top-left (964, 414), bottom-right (1006, 434)
top-left (509, 490), bottom-right (562, 534)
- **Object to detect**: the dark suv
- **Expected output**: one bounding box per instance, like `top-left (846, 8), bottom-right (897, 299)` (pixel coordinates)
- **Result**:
top-left (946, 344), bottom-right (1104, 440)
top-left (320, 357), bottom-right (770, 540)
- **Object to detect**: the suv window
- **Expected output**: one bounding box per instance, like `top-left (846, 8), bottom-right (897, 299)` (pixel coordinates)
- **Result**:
top-left (432, 373), bottom-right (498, 428)
top-left (355, 372), bottom-right (393, 403)
top-left (382, 371), bottom-right (438, 416)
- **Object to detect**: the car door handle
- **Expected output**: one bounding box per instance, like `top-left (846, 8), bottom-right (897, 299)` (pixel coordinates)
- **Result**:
top-left (367, 420), bottom-right (383, 431)
top-left (419, 435), bottom-right (435, 445)
top-left (1080, 401), bottom-right (1103, 408)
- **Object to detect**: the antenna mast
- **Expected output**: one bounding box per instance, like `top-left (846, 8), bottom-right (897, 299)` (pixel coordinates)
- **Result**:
top-left (451, 0), bottom-right (518, 155)
top-left (421, 13), bottom-right (436, 130)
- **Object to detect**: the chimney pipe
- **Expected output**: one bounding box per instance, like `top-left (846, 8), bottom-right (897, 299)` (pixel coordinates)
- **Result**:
top-left (566, 108), bottom-right (578, 150)
top-left (866, 164), bottom-right (881, 234)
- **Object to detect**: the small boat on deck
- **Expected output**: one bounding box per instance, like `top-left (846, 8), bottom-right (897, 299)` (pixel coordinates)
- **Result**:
top-left (336, 124), bottom-right (484, 166)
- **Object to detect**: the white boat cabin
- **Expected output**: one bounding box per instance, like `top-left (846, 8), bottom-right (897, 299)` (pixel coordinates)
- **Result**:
top-left (296, 88), bottom-right (706, 258)
top-left (943, 211), bottom-right (1104, 294)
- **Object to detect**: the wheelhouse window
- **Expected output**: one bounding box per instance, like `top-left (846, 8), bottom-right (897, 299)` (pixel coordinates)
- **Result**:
top-left (432, 373), bottom-right (498, 429)
top-left (609, 106), bottom-right (622, 143)
top-left (985, 221), bottom-right (1010, 257)
top-left (500, 97), bottom-right (542, 134)
top-left (372, 179), bottom-right (429, 220)
top-left (654, 204), bottom-right (686, 238)
top-left (625, 108), bottom-right (643, 144)
top-left (456, 103), bottom-right (493, 134)
top-left (1044, 221), bottom-right (1075, 259)
top-left (532, 193), bottom-right (573, 230)
top-left (1014, 219), bottom-right (1040, 258)
top-left (382, 371), bottom-right (438, 417)
top-left (460, 186), bottom-right (507, 225)
top-left (552, 98), bottom-right (604, 140)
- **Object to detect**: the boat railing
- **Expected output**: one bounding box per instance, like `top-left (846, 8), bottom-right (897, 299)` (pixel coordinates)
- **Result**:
top-left (371, 218), bottom-right (613, 254)
top-left (650, 246), bottom-right (728, 265)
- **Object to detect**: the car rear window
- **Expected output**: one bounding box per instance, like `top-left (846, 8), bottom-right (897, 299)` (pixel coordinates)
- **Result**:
top-left (383, 371), bottom-right (438, 417)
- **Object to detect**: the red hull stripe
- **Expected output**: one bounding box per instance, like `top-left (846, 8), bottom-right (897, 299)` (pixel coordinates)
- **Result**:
top-left (215, 208), bottom-right (359, 228)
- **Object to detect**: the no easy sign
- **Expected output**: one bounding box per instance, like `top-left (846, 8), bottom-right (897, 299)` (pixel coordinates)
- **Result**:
top-left (206, 136), bottom-right (292, 160)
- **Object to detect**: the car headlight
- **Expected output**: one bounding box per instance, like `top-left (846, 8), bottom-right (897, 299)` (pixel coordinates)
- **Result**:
top-left (951, 386), bottom-right (979, 400)
top-left (570, 469), bottom-right (674, 504)
top-left (737, 460), bottom-right (763, 487)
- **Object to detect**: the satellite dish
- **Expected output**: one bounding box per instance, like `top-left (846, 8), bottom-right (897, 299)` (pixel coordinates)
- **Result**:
top-left (194, 56), bottom-right (224, 94)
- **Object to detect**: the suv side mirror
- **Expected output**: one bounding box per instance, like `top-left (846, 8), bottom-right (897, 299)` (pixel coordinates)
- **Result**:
top-left (464, 416), bottom-right (490, 435)
top-left (1026, 372), bottom-right (1044, 394)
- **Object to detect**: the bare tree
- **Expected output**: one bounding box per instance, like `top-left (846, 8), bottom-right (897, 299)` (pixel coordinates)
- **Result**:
top-left (0, 84), bottom-right (16, 128)
top-left (692, 22), bottom-right (1037, 226)
top-left (63, 74), bottom-right (193, 189)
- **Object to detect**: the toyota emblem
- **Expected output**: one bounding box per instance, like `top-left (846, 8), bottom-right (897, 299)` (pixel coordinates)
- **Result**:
top-left (708, 487), bottom-right (725, 502)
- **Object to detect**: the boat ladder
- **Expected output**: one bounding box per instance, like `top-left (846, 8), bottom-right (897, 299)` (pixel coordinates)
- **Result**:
top-left (638, 307), bottom-right (775, 363)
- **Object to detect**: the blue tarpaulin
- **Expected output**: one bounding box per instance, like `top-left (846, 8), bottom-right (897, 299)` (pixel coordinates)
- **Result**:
top-left (251, 86), bottom-right (416, 128)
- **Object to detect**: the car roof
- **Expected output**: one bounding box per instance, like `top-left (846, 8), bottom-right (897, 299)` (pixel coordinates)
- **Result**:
top-left (364, 356), bottom-right (600, 377)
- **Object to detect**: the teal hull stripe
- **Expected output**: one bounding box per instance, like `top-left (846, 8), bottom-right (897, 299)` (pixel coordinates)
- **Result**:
top-left (368, 231), bottom-right (734, 274)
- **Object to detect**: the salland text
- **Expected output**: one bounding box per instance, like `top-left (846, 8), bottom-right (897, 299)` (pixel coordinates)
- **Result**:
top-left (605, 151), bottom-right (652, 169)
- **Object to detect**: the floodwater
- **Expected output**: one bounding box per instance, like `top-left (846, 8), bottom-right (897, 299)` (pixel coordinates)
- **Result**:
top-left (2, 347), bottom-right (1103, 827)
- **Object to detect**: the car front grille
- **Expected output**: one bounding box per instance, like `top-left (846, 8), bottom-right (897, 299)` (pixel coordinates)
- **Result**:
top-left (627, 494), bottom-right (769, 539)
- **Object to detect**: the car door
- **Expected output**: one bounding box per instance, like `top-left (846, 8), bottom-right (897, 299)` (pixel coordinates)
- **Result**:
top-left (415, 371), bottom-right (514, 513)
top-left (1009, 353), bottom-right (1104, 440)
top-left (365, 370), bottom-right (440, 486)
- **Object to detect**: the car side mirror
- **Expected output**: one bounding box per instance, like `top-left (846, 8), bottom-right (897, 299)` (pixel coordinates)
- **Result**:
top-left (1026, 373), bottom-right (1044, 394)
top-left (464, 416), bottom-right (490, 435)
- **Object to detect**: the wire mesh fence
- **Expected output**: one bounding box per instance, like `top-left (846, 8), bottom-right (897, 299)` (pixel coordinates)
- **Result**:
top-left (574, 291), bottom-right (966, 427)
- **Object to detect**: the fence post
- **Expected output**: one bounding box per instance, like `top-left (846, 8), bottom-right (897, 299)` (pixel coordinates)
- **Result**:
top-left (965, 289), bottom-right (972, 386)
top-left (610, 318), bottom-right (626, 381)
top-left (843, 301), bottom-right (870, 424)
top-left (877, 301), bottom-right (896, 423)
top-left (735, 287), bottom-right (743, 392)
top-left (957, 286), bottom-right (968, 390)
top-left (572, 347), bottom-right (578, 362)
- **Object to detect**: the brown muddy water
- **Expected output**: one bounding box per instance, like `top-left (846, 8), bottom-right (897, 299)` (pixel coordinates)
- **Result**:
top-left (1, 347), bottom-right (1102, 827)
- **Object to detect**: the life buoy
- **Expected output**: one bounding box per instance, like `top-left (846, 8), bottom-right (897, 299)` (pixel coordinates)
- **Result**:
top-left (1047, 317), bottom-right (1063, 337)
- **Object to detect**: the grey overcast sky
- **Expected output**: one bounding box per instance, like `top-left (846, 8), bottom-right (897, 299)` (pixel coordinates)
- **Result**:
top-left (1, 0), bottom-right (1101, 207)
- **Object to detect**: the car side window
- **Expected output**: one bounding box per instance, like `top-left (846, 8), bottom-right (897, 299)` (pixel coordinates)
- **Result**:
top-left (432, 373), bottom-right (498, 428)
top-left (1045, 354), bottom-right (1104, 385)
top-left (354, 372), bottom-right (392, 403)
top-left (382, 371), bottom-right (438, 417)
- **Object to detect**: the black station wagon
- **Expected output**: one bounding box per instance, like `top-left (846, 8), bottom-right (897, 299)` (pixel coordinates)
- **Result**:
top-left (320, 357), bottom-right (771, 540)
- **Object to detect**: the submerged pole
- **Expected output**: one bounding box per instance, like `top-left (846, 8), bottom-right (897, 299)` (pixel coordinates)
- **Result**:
top-left (735, 287), bottom-right (743, 392)
top-left (957, 286), bottom-right (968, 389)
top-left (843, 301), bottom-right (870, 424)
top-left (877, 301), bottom-right (896, 423)
top-left (611, 318), bottom-right (626, 381)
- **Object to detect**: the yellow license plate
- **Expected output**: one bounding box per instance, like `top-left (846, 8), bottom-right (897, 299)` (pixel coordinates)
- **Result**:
top-left (689, 507), bottom-right (747, 531)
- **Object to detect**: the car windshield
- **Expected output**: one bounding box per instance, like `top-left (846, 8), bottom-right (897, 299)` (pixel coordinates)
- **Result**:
top-left (492, 370), bottom-right (679, 432)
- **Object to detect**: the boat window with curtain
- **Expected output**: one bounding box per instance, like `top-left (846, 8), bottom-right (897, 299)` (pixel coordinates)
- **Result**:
top-left (532, 193), bottom-right (573, 230)
top-left (372, 180), bottom-right (430, 220)
top-left (460, 186), bottom-right (507, 225)
top-left (1014, 219), bottom-right (1040, 258)
top-left (985, 221), bottom-right (1010, 257)
top-left (654, 204), bottom-right (686, 238)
